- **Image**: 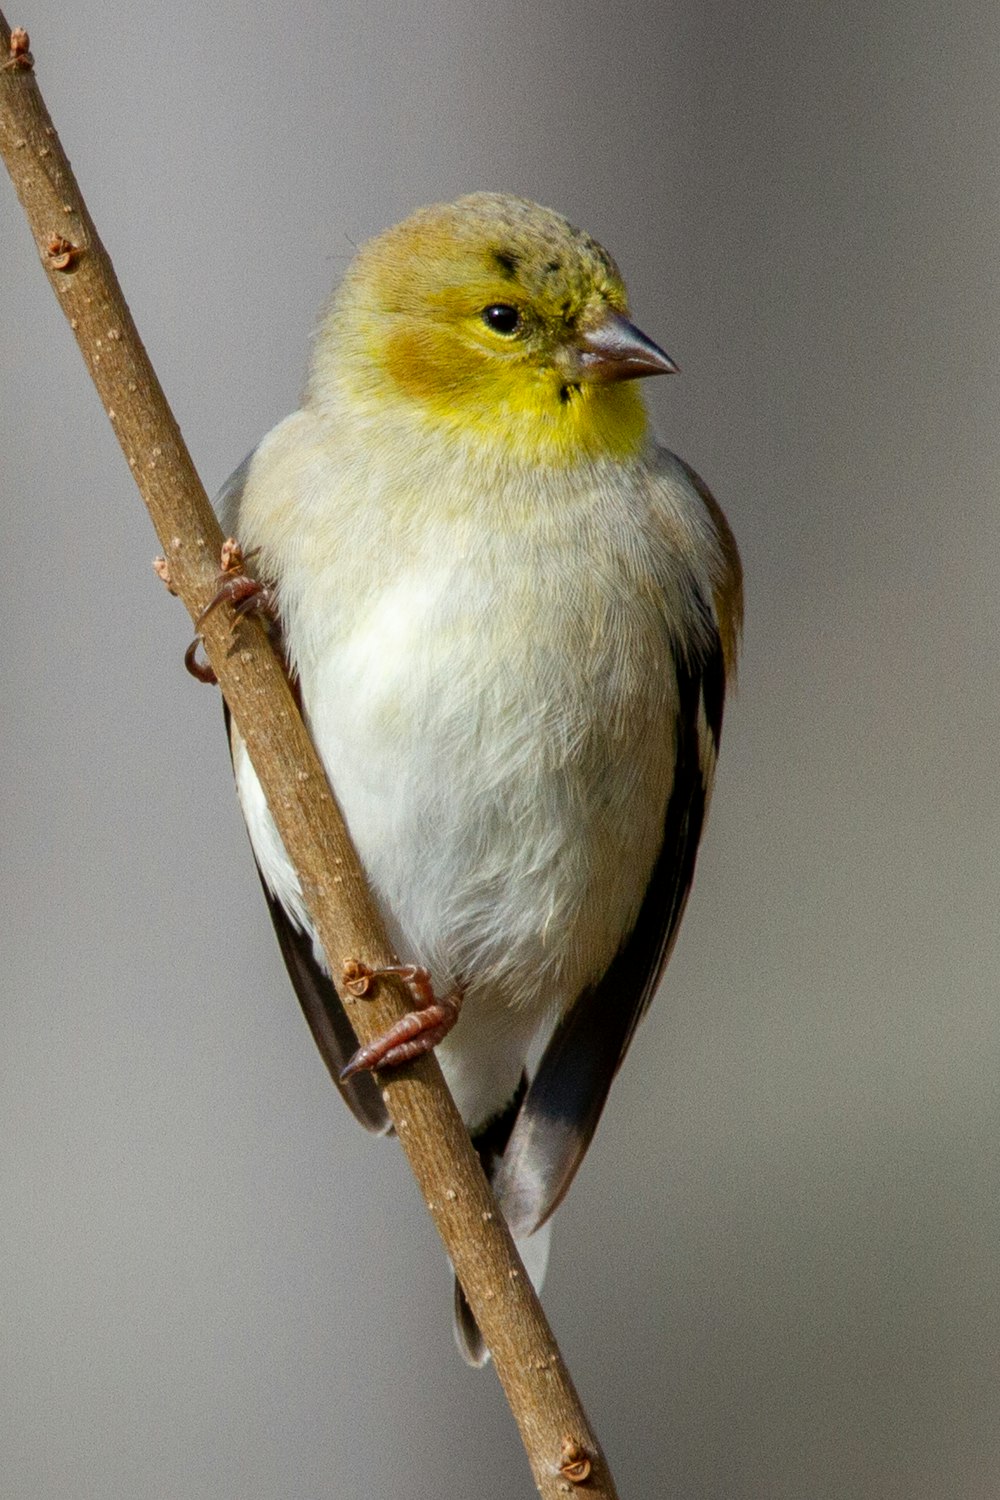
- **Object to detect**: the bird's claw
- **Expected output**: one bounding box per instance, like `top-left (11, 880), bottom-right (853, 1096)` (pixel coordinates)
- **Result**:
top-left (184, 538), bottom-right (276, 683)
top-left (340, 962), bottom-right (462, 1078)
top-left (184, 637), bottom-right (219, 684)
top-left (196, 539), bottom-right (275, 628)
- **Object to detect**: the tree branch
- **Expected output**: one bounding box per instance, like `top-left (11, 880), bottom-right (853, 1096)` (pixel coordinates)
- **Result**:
top-left (0, 15), bottom-right (620, 1498)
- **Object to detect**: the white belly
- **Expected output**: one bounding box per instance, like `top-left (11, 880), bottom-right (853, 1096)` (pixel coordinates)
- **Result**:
top-left (236, 527), bottom-right (678, 1125)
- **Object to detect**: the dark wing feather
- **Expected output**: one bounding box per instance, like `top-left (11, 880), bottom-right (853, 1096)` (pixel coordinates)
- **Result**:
top-left (492, 629), bottom-right (726, 1238)
top-left (258, 875), bottom-right (391, 1134)
top-left (224, 705), bottom-right (390, 1135)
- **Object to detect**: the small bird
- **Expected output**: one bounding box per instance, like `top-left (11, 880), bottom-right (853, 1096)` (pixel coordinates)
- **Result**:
top-left (211, 193), bottom-right (742, 1362)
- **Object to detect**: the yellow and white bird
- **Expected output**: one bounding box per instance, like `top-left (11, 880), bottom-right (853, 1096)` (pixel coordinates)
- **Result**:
top-left (213, 193), bottom-right (742, 1362)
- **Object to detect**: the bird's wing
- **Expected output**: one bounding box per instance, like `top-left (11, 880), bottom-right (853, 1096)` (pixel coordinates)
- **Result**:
top-left (213, 448), bottom-right (256, 535)
top-left (492, 459), bottom-right (742, 1238)
top-left (491, 637), bottom-right (722, 1235)
top-left (256, 869), bottom-right (391, 1134)
top-left (223, 705), bottom-right (391, 1136)
top-left (213, 450), bottom-right (389, 1134)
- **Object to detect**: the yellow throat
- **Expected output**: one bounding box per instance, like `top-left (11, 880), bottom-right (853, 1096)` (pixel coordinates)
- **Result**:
top-left (307, 193), bottom-right (676, 469)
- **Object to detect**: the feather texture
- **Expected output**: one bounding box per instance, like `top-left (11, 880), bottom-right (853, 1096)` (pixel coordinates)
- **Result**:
top-left (492, 626), bottom-right (725, 1237)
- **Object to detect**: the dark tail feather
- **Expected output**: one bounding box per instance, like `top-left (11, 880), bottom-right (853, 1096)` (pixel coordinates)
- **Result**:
top-left (452, 1075), bottom-right (527, 1366)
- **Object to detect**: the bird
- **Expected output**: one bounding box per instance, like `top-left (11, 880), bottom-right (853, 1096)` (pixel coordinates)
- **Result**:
top-left (208, 192), bottom-right (743, 1363)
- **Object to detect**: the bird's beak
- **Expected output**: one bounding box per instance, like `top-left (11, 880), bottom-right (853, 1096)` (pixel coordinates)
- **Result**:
top-left (576, 310), bottom-right (679, 383)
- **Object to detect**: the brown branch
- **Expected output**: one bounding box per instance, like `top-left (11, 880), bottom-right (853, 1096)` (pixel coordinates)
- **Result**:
top-left (0, 16), bottom-right (621, 1499)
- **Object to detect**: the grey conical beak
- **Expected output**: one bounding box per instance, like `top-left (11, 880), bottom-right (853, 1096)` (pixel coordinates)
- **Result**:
top-left (577, 311), bottom-right (679, 382)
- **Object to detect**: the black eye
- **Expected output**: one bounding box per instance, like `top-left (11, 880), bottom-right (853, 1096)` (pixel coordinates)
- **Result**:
top-left (482, 304), bottom-right (522, 335)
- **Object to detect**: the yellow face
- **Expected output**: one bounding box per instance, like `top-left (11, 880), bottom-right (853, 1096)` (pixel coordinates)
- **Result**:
top-left (323, 194), bottom-right (668, 467)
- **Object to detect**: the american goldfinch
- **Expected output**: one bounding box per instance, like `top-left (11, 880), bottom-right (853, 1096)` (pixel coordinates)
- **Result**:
top-left (212, 193), bottom-right (742, 1363)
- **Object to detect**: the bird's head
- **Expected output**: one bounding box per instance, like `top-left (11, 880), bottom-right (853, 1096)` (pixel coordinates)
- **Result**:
top-left (310, 193), bottom-right (677, 467)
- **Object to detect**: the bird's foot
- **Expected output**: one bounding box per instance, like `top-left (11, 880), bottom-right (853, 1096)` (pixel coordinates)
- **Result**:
top-left (340, 962), bottom-right (463, 1078)
top-left (197, 538), bottom-right (276, 626)
top-left (184, 538), bottom-right (277, 684)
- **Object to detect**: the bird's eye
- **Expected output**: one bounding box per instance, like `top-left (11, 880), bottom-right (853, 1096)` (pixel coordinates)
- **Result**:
top-left (482, 304), bottom-right (522, 335)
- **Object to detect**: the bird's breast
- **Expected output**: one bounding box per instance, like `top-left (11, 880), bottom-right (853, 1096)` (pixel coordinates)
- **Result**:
top-left (283, 512), bottom-right (682, 1029)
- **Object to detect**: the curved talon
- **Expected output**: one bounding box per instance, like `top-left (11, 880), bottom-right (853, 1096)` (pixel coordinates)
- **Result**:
top-left (340, 997), bottom-right (460, 1078)
top-left (197, 572), bottom-right (270, 627)
top-left (233, 590), bottom-right (271, 618)
top-left (197, 539), bottom-right (276, 629)
top-left (184, 538), bottom-right (276, 683)
top-left (378, 963), bottom-right (436, 1007)
top-left (339, 962), bottom-right (462, 1078)
top-left (184, 636), bottom-right (218, 684)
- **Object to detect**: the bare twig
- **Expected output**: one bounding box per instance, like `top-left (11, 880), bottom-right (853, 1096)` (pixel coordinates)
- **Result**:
top-left (0, 15), bottom-right (621, 1498)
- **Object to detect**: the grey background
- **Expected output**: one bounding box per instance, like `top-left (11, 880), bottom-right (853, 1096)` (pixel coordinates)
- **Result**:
top-left (3, 1), bottom-right (999, 1496)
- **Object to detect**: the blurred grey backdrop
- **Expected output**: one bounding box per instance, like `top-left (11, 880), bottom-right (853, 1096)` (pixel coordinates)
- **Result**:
top-left (3, 1), bottom-right (1000, 1496)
